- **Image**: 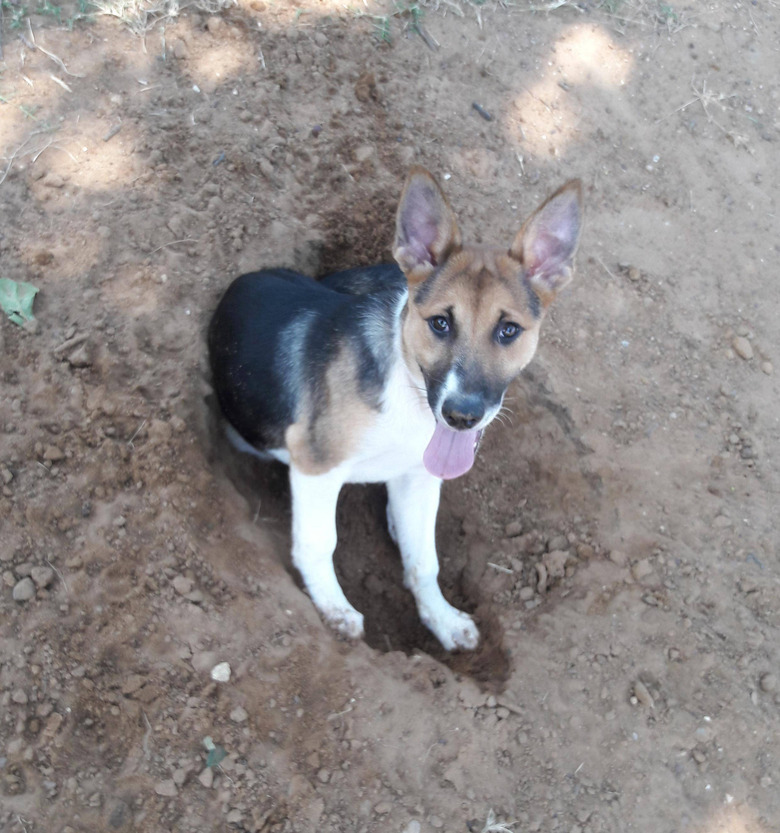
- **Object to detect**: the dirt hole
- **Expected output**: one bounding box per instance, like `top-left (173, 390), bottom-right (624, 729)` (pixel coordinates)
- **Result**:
top-left (207, 398), bottom-right (510, 690)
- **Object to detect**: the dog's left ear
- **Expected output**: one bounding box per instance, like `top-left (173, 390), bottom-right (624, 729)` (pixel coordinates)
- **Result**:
top-left (393, 167), bottom-right (462, 286)
top-left (511, 180), bottom-right (582, 302)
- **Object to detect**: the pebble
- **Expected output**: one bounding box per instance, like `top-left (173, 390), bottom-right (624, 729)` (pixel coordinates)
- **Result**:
top-left (505, 520), bottom-right (523, 537)
top-left (66, 345), bottom-right (92, 368)
top-left (43, 445), bottom-right (65, 462)
top-left (317, 768), bottom-right (331, 784)
top-left (12, 577), bottom-right (36, 602)
top-left (543, 550), bottom-right (568, 578)
top-left (172, 575), bottom-right (194, 596)
top-left (198, 767), bottom-right (214, 788)
top-left (154, 779), bottom-right (178, 797)
top-left (373, 801), bottom-right (392, 814)
top-left (761, 361), bottom-right (773, 375)
top-left (12, 688), bottom-right (29, 705)
top-left (403, 822), bottom-right (422, 833)
top-left (519, 586), bottom-right (535, 601)
top-left (429, 816), bottom-right (444, 829)
top-left (732, 336), bottom-right (753, 360)
top-left (30, 566), bottom-right (55, 588)
top-left (631, 559), bottom-right (653, 582)
top-left (608, 550), bottom-right (628, 567)
top-left (759, 673), bottom-right (777, 693)
top-left (210, 662), bottom-right (231, 683)
top-left (42, 172), bottom-right (65, 188)
top-left (173, 768), bottom-right (188, 786)
top-left (633, 680), bottom-right (655, 709)
top-left (230, 706), bottom-right (248, 723)
top-left (121, 674), bottom-right (145, 695)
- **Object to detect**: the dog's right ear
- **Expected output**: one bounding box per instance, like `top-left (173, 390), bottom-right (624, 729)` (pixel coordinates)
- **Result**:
top-left (393, 167), bottom-right (461, 285)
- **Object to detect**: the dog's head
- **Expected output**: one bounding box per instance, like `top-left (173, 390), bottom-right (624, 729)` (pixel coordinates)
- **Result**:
top-left (393, 166), bottom-right (582, 479)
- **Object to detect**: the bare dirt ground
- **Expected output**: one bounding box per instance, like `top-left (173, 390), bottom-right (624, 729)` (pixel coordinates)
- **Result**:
top-left (1, 0), bottom-right (779, 830)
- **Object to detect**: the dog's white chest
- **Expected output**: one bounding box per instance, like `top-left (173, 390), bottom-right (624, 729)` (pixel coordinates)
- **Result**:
top-left (344, 363), bottom-right (433, 484)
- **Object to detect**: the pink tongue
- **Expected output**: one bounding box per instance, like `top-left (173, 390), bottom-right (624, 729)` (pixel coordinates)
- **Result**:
top-left (423, 423), bottom-right (481, 480)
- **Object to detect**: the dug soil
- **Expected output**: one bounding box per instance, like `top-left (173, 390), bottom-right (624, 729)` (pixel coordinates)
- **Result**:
top-left (1, 1), bottom-right (778, 831)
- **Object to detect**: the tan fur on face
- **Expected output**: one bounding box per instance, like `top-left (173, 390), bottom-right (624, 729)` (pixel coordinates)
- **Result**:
top-left (402, 247), bottom-right (543, 392)
top-left (285, 344), bottom-right (376, 475)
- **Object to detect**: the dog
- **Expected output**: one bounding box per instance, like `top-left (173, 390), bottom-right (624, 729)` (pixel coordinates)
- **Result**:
top-left (208, 167), bottom-right (582, 651)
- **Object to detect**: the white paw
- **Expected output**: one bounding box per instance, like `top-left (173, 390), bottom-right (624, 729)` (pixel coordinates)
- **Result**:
top-left (421, 603), bottom-right (480, 652)
top-left (324, 606), bottom-right (365, 641)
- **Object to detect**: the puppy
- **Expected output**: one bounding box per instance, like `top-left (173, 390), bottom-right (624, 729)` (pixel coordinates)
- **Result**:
top-left (208, 167), bottom-right (582, 650)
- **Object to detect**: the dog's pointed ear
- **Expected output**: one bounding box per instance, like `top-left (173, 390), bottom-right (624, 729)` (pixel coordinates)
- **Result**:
top-left (511, 180), bottom-right (582, 304)
top-left (393, 167), bottom-right (461, 285)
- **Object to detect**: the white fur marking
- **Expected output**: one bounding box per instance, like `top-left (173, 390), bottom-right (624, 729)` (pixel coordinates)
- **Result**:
top-left (289, 465), bottom-right (364, 639)
top-left (386, 469), bottom-right (479, 650)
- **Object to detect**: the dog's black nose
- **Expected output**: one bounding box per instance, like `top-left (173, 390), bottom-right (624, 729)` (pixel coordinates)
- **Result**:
top-left (441, 396), bottom-right (485, 430)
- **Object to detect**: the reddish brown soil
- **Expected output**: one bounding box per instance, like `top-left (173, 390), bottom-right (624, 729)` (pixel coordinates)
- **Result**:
top-left (1, 2), bottom-right (778, 832)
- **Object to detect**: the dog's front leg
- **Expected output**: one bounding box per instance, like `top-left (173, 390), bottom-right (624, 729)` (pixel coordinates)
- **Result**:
top-left (387, 470), bottom-right (479, 651)
top-left (289, 465), bottom-right (364, 639)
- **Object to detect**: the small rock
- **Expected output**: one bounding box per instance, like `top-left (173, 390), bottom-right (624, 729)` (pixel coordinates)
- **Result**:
top-left (374, 801), bottom-right (392, 815)
top-left (732, 336), bottom-right (753, 360)
top-left (210, 662), bottom-right (231, 683)
top-left (403, 822), bottom-right (422, 833)
top-left (505, 520), bottom-right (523, 538)
top-left (121, 674), bottom-right (145, 695)
top-left (627, 266), bottom-right (641, 281)
top-left (609, 550), bottom-right (628, 567)
top-left (172, 575), bottom-right (194, 596)
top-left (548, 535), bottom-right (568, 552)
top-left (759, 673), bottom-right (777, 693)
top-left (694, 725), bottom-right (713, 743)
top-left (230, 706), bottom-right (248, 723)
top-left (12, 688), bottom-right (29, 705)
top-left (30, 566), bottom-right (55, 588)
top-left (66, 344), bottom-right (92, 368)
top-left (761, 361), bottom-right (773, 375)
top-left (577, 542), bottom-right (595, 560)
top-left (173, 768), bottom-right (188, 787)
top-left (154, 779), bottom-right (178, 797)
top-left (43, 445), bottom-right (65, 462)
top-left (42, 173), bottom-right (65, 188)
top-left (631, 559), bottom-right (654, 582)
top-left (198, 767), bottom-right (214, 788)
top-left (519, 586), bottom-right (535, 601)
top-left (43, 713), bottom-right (63, 738)
top-left (535, 562), bottom-right (548, 594)
top-left (12, 577), bottom-right (36, 602)
top-left (317, 768), bottom-right (330, 784)
top-left (172, 39), bottom-right (188, 59)
top-left (429, 816), bottom-right (444, 829)
top-left (632, 680), bottom-right (655, 709)
top-left (226, 809), bottom-right (243, 824)
top-left (543, 550), bottom-right (568, 578)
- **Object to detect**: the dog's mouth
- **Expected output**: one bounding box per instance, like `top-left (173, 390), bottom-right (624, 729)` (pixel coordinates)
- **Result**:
top-left (423, 423), bottom-right (483, 480)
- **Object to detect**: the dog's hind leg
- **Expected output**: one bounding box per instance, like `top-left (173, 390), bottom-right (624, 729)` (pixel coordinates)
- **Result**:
top-left (387, 470), bottom-right (479, 651)
top-left (289, 465), bottom-right (364, 640)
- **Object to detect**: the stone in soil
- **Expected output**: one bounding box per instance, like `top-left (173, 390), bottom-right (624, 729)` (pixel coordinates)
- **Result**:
top-left (12, 577), bottom-right (36, 602)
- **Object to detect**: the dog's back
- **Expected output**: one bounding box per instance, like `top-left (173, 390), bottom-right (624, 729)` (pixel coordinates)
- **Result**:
top-left (208, 266), bottom-right (406, 455)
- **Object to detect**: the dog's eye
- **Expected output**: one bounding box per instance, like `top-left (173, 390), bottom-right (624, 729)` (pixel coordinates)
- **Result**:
top-left (428, 315), bottom-right (451, 336)
top-left (497, 322), bottom-right (523, 344)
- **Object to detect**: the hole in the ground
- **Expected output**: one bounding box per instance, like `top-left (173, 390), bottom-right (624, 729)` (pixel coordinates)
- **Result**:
top-left (206, 395), bottom-right (510, 689)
